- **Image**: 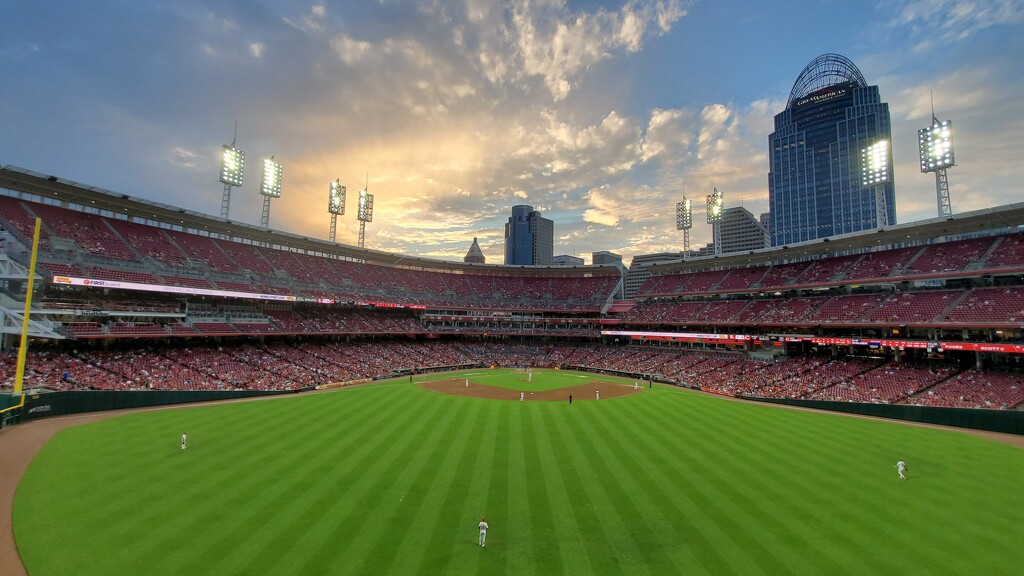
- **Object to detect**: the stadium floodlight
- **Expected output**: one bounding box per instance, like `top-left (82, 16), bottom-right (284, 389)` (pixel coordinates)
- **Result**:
top-left (706, 188), bottom-right (723, 224)
top-left (218, 143), bottom-right (245, 219)
top-left (919, 95), bottom-right (955, 217)
top-left (676, 198), bottom-right (692, 230)
top-left (329, 181), bottom-right (346, 215)
top-left (918, 120), bottom-right (955, 173)
top-left (328, 180), bottom-right (346, 243)
top-left (258, 156), bottom-right (283, 228)
top-left (861, 139), bottom-right (892, 227)
top-left (219, 145), bottom-right (245, 187)
top-left (676, 197), bottom-right (692, 258)
top-left (259, 157), bottom-right (283, 198)
top-left (707, 188), bottom-right (723, 256)
top-left (860, 140), bottom-right (890, 186)
top-left (357, 187), bottom-right (374, 248)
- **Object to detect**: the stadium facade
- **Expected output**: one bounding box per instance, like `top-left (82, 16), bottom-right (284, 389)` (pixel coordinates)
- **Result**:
top-left (768, 53), bottom-right (896, 246)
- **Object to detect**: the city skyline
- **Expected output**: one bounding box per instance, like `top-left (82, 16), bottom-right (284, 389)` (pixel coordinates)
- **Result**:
top-left (1, 1), bottom-right (1022, 266)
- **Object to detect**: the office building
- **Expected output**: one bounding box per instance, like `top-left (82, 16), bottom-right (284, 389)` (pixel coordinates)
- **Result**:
top-left (719, 207), bottom-right (769, 254)
top-left (504, 205), bottom-right (553, 265)
top-left (592, 251), bottom-right (623, 268)
top-left (768, 53), bottom-right (896, 246)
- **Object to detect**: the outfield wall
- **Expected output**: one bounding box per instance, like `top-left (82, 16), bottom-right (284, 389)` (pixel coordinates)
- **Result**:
top-left (19, 389), bottom-right (305, 420)
top-left (745, 396), bottom-right (1024, 435)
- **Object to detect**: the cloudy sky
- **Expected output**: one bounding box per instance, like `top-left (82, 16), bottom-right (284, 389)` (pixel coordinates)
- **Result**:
top-left (2, 1), bottom-right (1022, 265)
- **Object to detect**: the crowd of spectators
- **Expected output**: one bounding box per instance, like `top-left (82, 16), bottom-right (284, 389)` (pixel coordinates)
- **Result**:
top-left (1, 342), bottom-right (1022, 410)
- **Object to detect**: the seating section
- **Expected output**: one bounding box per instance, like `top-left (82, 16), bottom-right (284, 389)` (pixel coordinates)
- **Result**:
top-left (943, 286), bottom-right (1024, 324)
top-left (867, 291), bottom-right (960, 324)
top-left (906, 371), bottom-right (1024, 410)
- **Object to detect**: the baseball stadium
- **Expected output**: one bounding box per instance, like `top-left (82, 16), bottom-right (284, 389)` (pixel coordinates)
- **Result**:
top-left (0, 163), bottom-right (1022, 575)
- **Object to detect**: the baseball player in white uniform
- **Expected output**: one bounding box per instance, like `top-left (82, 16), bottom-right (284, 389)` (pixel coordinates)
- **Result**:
top-left (596, 390), bottom-right (600, 400)
top-left (520, 391), bottom-right (525, 401)
top-left (181, 432), bottom-right (187, 450)
top-left (478, 517), bottom-right (488, 547)
top-left (896, 459), bottom-right (907, 480)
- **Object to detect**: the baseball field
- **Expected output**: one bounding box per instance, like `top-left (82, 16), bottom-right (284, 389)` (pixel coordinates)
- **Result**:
top-left (12, 368), bottom-right (1024, 575)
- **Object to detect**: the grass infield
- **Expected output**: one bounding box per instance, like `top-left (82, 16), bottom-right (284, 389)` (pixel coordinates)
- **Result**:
top-left (14, 369), bottom-right (1024, 575)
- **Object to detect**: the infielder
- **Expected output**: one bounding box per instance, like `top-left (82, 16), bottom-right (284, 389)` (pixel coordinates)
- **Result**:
top-left (520, 391), bottom-right (525, 401)
top-left (465, 378), bottom-right (469, 387)
top-left (478, 517), bottom-right (488, 547)
top-left (633, 381), bottom-right (639, 390)
top-left (896, 459), bottom-right (907, 480)
top-left (181, 432), bottom-right (187, 450)
top-left (596, 390), bottom-right (600, 400)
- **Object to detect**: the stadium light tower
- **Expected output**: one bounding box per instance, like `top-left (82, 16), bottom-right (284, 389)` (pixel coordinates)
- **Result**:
top-left (861, 138), bottom-right (893, 227)
top-left (706, 188), bottom-right (723, 256)
top-left (259, 156), bottom-right (283, 228)
top-left (218, 130), bottom-right (245, 219)
top-left (356, 180), bottom-right (374, 249)
top-left (675, 197), bottom-right (692, 258)
top-left (328, 180), bottom-right (346, 243)
top-left (918, 100), bottom-right (955, 217)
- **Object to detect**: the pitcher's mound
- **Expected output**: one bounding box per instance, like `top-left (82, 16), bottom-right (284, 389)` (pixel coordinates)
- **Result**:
top-left (418, 379), bottom-right (641, 401)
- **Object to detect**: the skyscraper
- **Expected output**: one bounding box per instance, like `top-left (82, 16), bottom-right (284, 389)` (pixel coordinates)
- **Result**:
top-left (768, 53), bottom-right (896, 246)
top-left (504, 205), bottom-right (553, 265)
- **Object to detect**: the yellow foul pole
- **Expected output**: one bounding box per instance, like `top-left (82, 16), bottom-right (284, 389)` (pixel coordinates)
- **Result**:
top-left (13, 218), bottom-right (42, 395)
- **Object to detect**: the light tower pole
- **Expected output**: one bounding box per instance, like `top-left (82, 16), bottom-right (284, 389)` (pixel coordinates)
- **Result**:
top-left (356, 176), bottom-right (374, 249)
top-left (328, 180), bottom-right (346, 242)
top-left (918, 101), bottom-right (955, 217)
top-left (861, 139), bottom-right (893, 227)
top-left (259, 156), bottom-right (283, 228)
top-left (707, 188), bottom-right (723, 256)
top-left (676, 197), bottom-right (692, 258)
top-left (218, 129), bottom-right (244, 219)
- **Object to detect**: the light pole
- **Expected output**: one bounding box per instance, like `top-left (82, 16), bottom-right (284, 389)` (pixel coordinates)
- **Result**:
top-left (259, 156), bottom-right (283, 229)
top-left (328, 180), bottom-right (346, 242)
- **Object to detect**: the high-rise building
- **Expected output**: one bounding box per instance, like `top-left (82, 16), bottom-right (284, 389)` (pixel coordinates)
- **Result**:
top-left (464, 237), bottom-right (485, 264)
top-left (625, 252), bottom-right (682, 298)
top-left (504, 205), bottom-right (553, 265)
top-left (719, 207), bottom-right (769, 254)
top-left (768, 53), bottom-right (896, 246)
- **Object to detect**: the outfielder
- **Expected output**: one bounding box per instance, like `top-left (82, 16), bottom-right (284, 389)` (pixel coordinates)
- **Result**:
top-left (896, 459), bottom-right (907, 480)
top-left (181, 432), bottom-right (187, 450)
top-left (478, 517), bottom-right (489, 547)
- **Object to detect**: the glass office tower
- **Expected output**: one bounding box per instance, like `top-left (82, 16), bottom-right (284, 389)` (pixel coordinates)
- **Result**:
top-left (768, 53), bottom-right (896, 246)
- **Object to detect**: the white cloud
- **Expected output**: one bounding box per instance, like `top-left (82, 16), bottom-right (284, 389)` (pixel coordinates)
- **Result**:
top-left (889, 0), bottom-right (1023, 50)
top-left (249, 42), bottom-right (264, 58)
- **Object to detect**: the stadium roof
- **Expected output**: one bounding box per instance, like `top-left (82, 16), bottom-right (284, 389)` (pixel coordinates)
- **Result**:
top-left (0, 165), bottom-right (619, 278)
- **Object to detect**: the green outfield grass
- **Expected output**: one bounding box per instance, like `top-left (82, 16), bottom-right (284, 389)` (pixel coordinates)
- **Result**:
top-left (14, 369), bottom-right (1024, 575)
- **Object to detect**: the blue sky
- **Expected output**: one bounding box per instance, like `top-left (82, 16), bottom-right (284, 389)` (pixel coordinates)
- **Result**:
top-left (1, 1), bottom-right (1022, 265)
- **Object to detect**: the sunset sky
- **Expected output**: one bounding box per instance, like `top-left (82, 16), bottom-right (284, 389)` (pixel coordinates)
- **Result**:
top-left (2, 1), bottom-right (1022, 265)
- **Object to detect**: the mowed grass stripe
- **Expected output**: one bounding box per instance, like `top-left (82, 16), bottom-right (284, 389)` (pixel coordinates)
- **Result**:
top-left (620, 392), bottom-right (783, 574)
top-left (348, 395), bottom-right (475, 575)
top-left (16, 398), bottom-right (339, 575)
top-left (182, 387), bottom-right (423, 575)
top-left (530, 403), bottom-right (600, 575)
top-left (386, 396), bottom-right (487, 574)
top-left (588, 399), bottom-right (731, 576)
top-left (290, 388), bottom-right (453, 573)
top-left (582, 397), bottom-right (753, 576)
top-left (503, 402), bottom-right (537, 574)
top-left (553, 402), bottom-right (670, 576)
top-left (518, 406), bottom-right (566, 573)
top-left (540, 403), bottom-right (627, 576)
top-left (128, 395), bottom-right (360, 573)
